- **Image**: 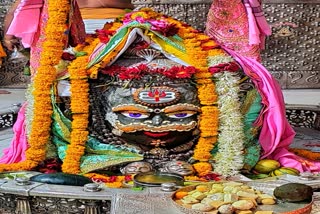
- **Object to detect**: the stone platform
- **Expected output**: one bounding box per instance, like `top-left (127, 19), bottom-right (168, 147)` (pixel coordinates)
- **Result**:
top-left (0, 174), bottom-right (319, 213)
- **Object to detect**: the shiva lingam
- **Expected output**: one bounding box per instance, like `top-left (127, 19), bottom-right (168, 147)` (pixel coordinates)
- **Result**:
top-left (88, 48), bottom-right (201, 173)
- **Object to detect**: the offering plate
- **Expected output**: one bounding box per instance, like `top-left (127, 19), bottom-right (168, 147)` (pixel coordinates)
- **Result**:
top-left (171, 182), bottom-right (313, 214)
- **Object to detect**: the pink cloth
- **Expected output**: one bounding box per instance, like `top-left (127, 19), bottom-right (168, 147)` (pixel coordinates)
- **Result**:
top-left (226, 48), bottom-right (320, 172)
top-left (0, 103), bottom-right (28, 164)
top-left (205, 0), bottom-right (262, 61)
top-left (243, 0), bottom-right (271, 48)
top-left (6, 0), bottom-right (44, 48)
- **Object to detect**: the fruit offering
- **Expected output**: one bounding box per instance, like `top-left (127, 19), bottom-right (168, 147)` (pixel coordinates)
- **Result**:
top-left (173, 181), bottom-right (276, 213)
top-left (253, 159), bottom-right (280, 174)
top-left (269, 167), bottom-right (300, 177)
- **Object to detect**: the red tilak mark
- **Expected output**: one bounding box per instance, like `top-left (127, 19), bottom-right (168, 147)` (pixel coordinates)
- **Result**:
top-left (144, 132), bottom-right (169, 138)
top-left (148, 89), bottom-right (166, 102)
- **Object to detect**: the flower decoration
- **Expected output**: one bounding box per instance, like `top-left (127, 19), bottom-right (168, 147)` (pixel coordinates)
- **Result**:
top-left (193, 162), bottom-right (213, 177)
top-left (123, 9), bottom-right (159, 24)
top-left (289, 148), bottom-right (320, 161)
top-left (95, 29), bottom-right (116, 43)
top-left (100, 64), bottom-right (197, 80)
top-left (85, 173), bottom-right (133, 188)
top-left (209, 61), bottom-right (241, 74)
top-left (61, 52), bottom-right (76, 61)
top-left (149, 19), bottom-right (178, 37)
top-left (212, 71), bottom-right (245, 176)
top-left (61, 36), bottom-right (99, 174)
top-left (123, 9), bottom-right (179, 37)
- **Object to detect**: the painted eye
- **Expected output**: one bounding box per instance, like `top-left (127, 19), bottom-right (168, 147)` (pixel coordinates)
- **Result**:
top-left (121, 112), bottom-right (149, 119)
top-left (167, 112), bottom-right (195, 119)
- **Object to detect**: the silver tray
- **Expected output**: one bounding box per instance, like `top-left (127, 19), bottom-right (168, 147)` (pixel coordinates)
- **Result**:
top-left (171, 183), bottom-right (313, 214)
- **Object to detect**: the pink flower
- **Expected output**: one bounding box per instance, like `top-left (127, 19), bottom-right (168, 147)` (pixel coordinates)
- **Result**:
top-left (95, 29), bottom-right (115, 44)
top-left (149, 19), bottom-right (178, 37)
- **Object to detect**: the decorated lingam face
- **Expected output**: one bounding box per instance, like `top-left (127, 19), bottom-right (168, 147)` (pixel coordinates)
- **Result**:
top-left (103, 81), bottom-right (200, 153)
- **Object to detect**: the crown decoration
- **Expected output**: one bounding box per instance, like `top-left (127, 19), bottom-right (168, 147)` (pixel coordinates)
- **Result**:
top-left (100, 63), bottom-right (197, 81)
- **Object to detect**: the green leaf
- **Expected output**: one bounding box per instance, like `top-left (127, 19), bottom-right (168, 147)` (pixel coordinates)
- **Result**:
top-left (75, 51), bottom-right (87, 57)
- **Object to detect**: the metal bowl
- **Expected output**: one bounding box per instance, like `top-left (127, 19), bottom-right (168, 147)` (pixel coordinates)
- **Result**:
top-left (133, 172), bottom-right (184, 187)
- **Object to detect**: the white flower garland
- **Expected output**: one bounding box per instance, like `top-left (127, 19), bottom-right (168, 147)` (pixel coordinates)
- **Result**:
top-left (213, 71), bottom-right (245, 176)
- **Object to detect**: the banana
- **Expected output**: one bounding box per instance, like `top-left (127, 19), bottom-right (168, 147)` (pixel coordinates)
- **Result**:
top-left (269, 167), bottom-right (300, 177)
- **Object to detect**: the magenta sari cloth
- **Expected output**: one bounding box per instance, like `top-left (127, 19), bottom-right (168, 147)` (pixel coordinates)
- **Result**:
top-left (243, 0), bottom-right (271, 48)
top-left (226, 48), bottom-right (320, 172)
top-left (0, 103), bottom-right (28, 163)
top-left (6, 0), bottom-right (44, 48)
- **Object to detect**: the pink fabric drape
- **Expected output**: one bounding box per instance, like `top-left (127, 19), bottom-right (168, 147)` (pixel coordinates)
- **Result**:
top-left (0, 103), bottom-right (28, 164)
top-left (6, 0), bottom-right (44, 48)
top-left (226, 48), bottom-right (320, 172)
top-left (243, 0), bottom-right (271, 48)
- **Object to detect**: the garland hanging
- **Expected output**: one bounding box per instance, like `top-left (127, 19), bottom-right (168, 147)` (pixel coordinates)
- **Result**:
top-left (213, 71), bottom-right (245, 176)
top-left (0, 0), bottom-right (70, 171)
top-left (61, 36), bottom-right (100, 174)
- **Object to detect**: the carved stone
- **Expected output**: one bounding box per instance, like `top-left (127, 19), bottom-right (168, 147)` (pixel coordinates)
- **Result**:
top-left (261, 2), bottom-right (320, 89)
top-left (15, 197), bottom-right (31, 214)
top-left (286, 105), bottom-right (320, 130)
top-left (0, 112), bottom-right (15, 130)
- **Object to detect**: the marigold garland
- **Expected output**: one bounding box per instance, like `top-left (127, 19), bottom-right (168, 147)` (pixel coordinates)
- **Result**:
top-left (193, 162), bottom-right (213, 177)
top-left (62, 36), bottom-right (100, 174)
top-left (0, 0), bottom-right (70, 172)
top-left (289, 148), bottom-right (320, 161)
top-left (85, 173), bottom-right (133, 188)
top-left (182, 29), bottom-right (220, 167)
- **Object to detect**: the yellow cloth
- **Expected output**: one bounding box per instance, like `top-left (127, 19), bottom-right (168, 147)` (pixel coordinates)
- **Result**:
top-left (80, 8), bottom-right (127, 19)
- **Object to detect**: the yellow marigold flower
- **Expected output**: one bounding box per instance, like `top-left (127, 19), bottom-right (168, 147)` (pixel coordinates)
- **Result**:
top-left (193, 162), bottom-right (213, 176)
